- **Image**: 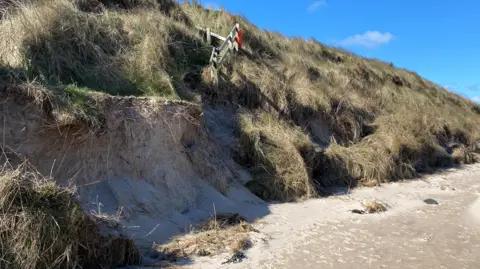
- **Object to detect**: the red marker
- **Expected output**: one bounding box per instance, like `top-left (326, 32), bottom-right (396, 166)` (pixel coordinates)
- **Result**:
top-left (236, 28), bottom-right (243, 49)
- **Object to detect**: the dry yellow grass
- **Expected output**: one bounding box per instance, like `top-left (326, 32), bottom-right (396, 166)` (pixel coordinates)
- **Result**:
top-left (1, 0), bottom-right (480, 204)
top-left (237, 112), bottom-right (318, 201)
top-left (452, 145), bottom-right (476, 165)
top-left (362, 199), bottom-right (388, 214)
top-left (156, 214), bottom-right (255, 259)
top-left (0, 161), bottom-right (140, 269)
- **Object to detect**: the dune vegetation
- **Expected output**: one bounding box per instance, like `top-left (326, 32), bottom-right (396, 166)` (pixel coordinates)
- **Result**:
top-left (1, 0), bottom-right (480, 266)
top-left (2, 0), bottom-right (480, 201)
top-left (1, 3), bottom-right (480, 265)
top-left (0, 161), bottom-right (140, 269)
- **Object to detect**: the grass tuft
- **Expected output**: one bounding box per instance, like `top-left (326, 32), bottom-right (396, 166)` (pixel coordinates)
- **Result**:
top-left (362, 199), bottom-right (388, 214)
top-left (0, 162), bottom-right (140, 269)
top-left (452, 145), bottom-right (475, 165)
top-left (156, 213), bottom-right (255, 259)
top-left (237, 112), bottom-right (318, 201)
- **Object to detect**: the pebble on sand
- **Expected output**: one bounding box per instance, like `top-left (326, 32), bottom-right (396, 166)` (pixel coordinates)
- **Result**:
top-left (423, 198), bottom-right (439, 205)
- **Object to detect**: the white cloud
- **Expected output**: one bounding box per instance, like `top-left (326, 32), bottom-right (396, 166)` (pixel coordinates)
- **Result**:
top-left (308, 1), bottom-right (327, 13)
top-left (471, 96), bottom-right (480, 103)
top-left (338, 31), bottom-right (395, 48)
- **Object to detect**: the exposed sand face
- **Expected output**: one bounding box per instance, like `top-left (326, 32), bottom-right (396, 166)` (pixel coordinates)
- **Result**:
top-left (154, 164), bottom-right (480, 269)
top-left (0, 94), bottom-right (267, 250)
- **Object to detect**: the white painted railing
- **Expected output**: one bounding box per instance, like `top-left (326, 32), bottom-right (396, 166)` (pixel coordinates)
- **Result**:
top-left (196, 23), bottom-right (243, 84)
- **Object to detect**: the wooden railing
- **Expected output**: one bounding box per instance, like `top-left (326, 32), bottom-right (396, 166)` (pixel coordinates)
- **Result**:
top-left (196, 23), bottom-right (243, 84)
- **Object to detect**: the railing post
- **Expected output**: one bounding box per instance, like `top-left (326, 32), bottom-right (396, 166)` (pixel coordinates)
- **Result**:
top-left (206, 28), bottom-right (211, 45)
top-left (197, 23), bottom-right (242, 86)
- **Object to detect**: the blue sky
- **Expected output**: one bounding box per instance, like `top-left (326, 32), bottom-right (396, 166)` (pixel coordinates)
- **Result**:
top-left (199, 0), bottom-right (480, 102)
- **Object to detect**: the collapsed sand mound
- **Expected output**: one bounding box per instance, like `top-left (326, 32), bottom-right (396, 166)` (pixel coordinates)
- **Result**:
top-left (1, 88), bottom-right (267, 251)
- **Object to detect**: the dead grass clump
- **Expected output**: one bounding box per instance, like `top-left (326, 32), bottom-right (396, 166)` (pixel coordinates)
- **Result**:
top-left (323, 127), bottom-right (421, 187)
top-left (322, 103), bottom-right (480, 187)
top-left (201, 213), bottom-right (247, 231)
top-left (237, 112), bottom-right (317, 201)
top-left (0, 163), bottom-right (140, 269)
top-left (156, 214), bottom-right (254, 258)
top-left (362, 199), bottom-right (388, 214)
top-left (452, 145), bottom-right (475, 165)
top-left (324, 141), bottom-right (394, 187)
